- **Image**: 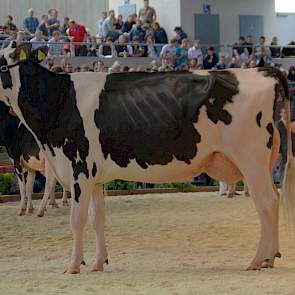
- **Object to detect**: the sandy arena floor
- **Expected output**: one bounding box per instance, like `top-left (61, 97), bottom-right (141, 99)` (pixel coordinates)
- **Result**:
top-left (1, 192), bottom-right (295, 295)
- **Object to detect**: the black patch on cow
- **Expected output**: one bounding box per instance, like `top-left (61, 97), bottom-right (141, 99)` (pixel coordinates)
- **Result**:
top-left (95, 71), bottom-right (239, 169)
top-left (266, 123), bottom-right (274, 149)
top-left (0, 101), bottom-right (40, 173)
top-left (17, 60), bottom-right (90, 201)
top-left (256, 112), bottom-right (262, 128)
top-left (92, 163), bottom-right (97, 178)
top-left (24, 171), bottom-right (28, 184)
top-left (0, 56), bottom-right (12, 89)
top-left (74, 183), bottom-right (81, 202)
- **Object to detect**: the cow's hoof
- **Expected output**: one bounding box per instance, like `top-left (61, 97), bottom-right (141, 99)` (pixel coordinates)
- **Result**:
top-left (28, 207), bottom-right (34, 213)
top-left (261, 258), bottom-right (274, 268)
top-left (62, 201), bottom-right (69, 207)
top-left (37, 210), bottom-right (45, 218)
top-left (18, 209), bottom-right (26, 216)
top-left (246, 260), bottom-right (262, 271)
top-left (244, 192), bottom-right (250, 197)
top-left (51, 203), bottom-right (59, 208)
top-left (67, 265), bottom-right (80, 274)
top-left (227, 193), bottom-right (235, 199)
top-left (91, 259), bottom-right (108, 272)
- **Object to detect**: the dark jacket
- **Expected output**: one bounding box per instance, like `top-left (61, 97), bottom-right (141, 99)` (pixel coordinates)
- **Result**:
top-left (203, 53), bottom-right (218, 69)
top-left (177, 30), bottom-right (187, 44)
top-left (122, 21), bottom-right (135, 33)
top-left (129, 26), bottom-right (146, 43)
top-left (154, 28), bottom-right (168, 44)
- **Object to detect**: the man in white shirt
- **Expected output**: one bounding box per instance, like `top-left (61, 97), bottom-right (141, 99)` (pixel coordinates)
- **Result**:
top-left (97, 11), bottom-right (107, 40)
top-left (188, 40), bottom-right (203, 67)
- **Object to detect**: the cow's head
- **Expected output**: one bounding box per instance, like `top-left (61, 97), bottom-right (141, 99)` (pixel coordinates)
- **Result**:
top-left (0, 42), bottom-right (48, 101)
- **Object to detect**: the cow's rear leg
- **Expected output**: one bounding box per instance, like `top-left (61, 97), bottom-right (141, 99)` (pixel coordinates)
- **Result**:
top-left (89, 184), bottom-right (108, 272)
top-left (48, 178), bottom-right (59, 208)
top-left (243, 168), bottom-right (279, 270)
top-left (68, 182), bottom-right (91, 274)
top-left (17, 174), bottom-right (26, 216)
top-left (25, 170), bottom-right (36, 215)
top-left (62, 187), bottom-right (69, 206)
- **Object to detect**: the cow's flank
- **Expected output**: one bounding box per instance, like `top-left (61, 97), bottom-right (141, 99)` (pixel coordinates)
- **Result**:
top-left (95, 71), bottom-right (239, 169)
top-left (17, 60), bottom-right (90, 202)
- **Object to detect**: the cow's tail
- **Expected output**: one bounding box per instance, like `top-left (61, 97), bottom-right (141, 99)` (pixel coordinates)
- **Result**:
top-left (280, 72), bottom-right (295, 230)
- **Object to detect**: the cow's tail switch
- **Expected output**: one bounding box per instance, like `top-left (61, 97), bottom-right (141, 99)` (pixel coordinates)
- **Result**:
top-left (281, 82), bottom-right (295, 231)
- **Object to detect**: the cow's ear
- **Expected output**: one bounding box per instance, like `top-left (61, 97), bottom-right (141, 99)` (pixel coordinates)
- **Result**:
top-left (11, 43), bottom-right (32, 62)
top-left (30, 46), bottom-right (49, 63)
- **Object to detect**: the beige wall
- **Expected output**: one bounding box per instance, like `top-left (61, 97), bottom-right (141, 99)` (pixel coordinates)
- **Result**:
top-left (180, 0), bottom-right (276, 45)
top-left (0, 0), bottom-right (108, 35)
top-left (109, 0), bottom-right (181, 38)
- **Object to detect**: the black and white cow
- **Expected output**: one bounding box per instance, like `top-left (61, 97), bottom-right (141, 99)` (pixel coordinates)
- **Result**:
top-left (0, 101), bottom-right (68, 216)
top-left (0, 42), bottom-right (293, 273)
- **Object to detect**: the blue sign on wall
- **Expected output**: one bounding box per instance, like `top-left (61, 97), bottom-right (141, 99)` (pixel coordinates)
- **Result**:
top-left (119, 3), bottom-right (136, 20)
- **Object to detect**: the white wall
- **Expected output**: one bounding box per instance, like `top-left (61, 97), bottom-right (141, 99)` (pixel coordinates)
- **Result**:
top-left (276, 14), bottom-right (295, 45)
top-left (0, 0), bottom-right (108, 35)
top-left (180, 0), bottom-right (276, 45)
top-left (109, 0), bottom-right (181, 38)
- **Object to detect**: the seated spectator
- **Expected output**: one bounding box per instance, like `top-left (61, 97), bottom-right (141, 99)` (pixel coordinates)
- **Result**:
top-left (228, 56), bottom-right (239, 68)
top-left (149, 60), bottom-right (159, 72)
top-left (174, 26), bottom-right (188, 45)
top-left (114, 15), bottom-right (124, 31)
top-left (270, 36), bottom-right (281, 58)
top-left (233, 36), bottom-right (247, 56)
top-left (45, 58), bottom-right (54, 70)
top-left (16, 30), bottom-right (25, 45)
top-left (143, 20), bottom-right (153, 36)
top-left (152, 22), bottom-right (168, 55)
top-left (64, 63), bottom-right (73, 73)
top-left (240, 62), bottom-right (248, 69)
top-left (122, 15), bottom-right (135, 34)
top-left (47, 9), bottom-right (60, 37)
top-left (255, 47), bottom-right (272, 67)
top-left (74, 66), bottom-right (81, 72)
top-left (88, 36), bottom-right (99, 56)
top-left (48, 30), bottom-right (64, 56)
top-left (233, 46), bottom-right (250, 65)
top-left (115, 34), bottom-right (133, 57)
top-left (98, 36), bottom-right (117, 58)
top-left (282, 41), bottom-right (295, 57)
top-left (288, 66), bottom-right (295, 82)
top-left (93, 60), bottom-right (106, 72)
top-left (179, 63), bottom-right (189, 71)
top-left (129, 21), bottom-right (146, 43)
top-left (145, 34), bottom-right (157, 58)
top-left (175, 38), bottom-right (190, 69)
top-left (109, 60), bottom-right (122, 73)
top-left (23, 8), bottom-right (39, 36)
top-left (256, 36), bottom-right (271, 56)
top-left (138, 0), bottom-right (157, 23)
top-left (67, 20), bottom-right (88, 56)
top-left (38, 15), bottom-right (49, 40)
top-left (61, 17), bottom-right (70, 36)
top-left (131, 36), bottom-right (145, 57)
top-left (97, 11), bottom-right (107, 40)
top-left (1, 31), bottom-right (17, 48)
top-left (160, 37), bottom-right (177, 67)
top-left (248, 59), bottom-right (257, 68)
top-left (216, 55), bottom-right (227, 69)
top-left (102, 10), bottom-right (120, 41)
top-left (203, 47), bottom-right (218, 69)
top-left (189, 58), bottom-right (202, 71)
top-left (188, 40), bottom-right (203, 67)
top-left (30, 31), bottom-right (45, 50)
top-left (245, 35), bottom-right (254, 56)
top-left (3, 16), bottom-right (17, 35)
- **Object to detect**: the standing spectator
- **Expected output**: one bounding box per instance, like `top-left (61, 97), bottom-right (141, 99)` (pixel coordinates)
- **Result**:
top-left (122, 15), bottom-right (135, 33)
top-left (174, 26), bottom-right (187, 45)
top-left (114, 15), bottom-right (124, 31)
top-left (245, 35), bottom-right (254, 56)
top-left (188, 40), bottom-right (203, 67)
top-left (160, 37), bottom-right (177, 67)
top-left (203, 47), bottom-right (218, 69)
top-left (115, 34), bottom-right (133, 57)
top-left (38, 15), bottom-right (49, 40)
top-left (138, 0), bottom-right (157, 23)
top-left (189, 58), bottom-right (201, 71)
top-left (48, 30), bottom-right (64, 56)
top-left (216, 55), bottom-right (227, 69)
top-left (131, 36), bottom-right (145, 57)
top-left (97, 11), bottom-right (107, 40)
top-left (23, 8), bottom-right (39, 36)
top-left (30, 31), bottom-right (45, 50)
top-left (88, 36), bottom-right (99, 56)
top-left (270, 36), bottom-right (281, 58)
top-left (102, 10), bottom-right (120, 41)
top-left (67, 20), bottom-right (88, 56)
top-left (175, 38), bottom-right (190, 69)
top-left (47, 9), bottom-right (60, 37)
top-left (61, 17), bottom-right (70, 36)
top-left (129, 21), bottom-right (146, 43)
top-left (3, 16), bottom-right (17, 35)
top-left (152, 22), bottom-right (168, 55)
top-left (98, 36), bottom-right (117, 58)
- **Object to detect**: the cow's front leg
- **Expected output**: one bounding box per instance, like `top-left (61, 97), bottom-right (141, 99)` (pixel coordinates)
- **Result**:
top-left (62, 187), bottom-right (69, 206)
top-left (17, 173), bottom-right (26, 216)
top-left (89, 184), bottom-right (108, 272)
top-left (25, 170), bottom-right (36, 215)
top-left (68, 182), bottom-right (91, 274)
top-left (37, 166), bottom-right (57, 217)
